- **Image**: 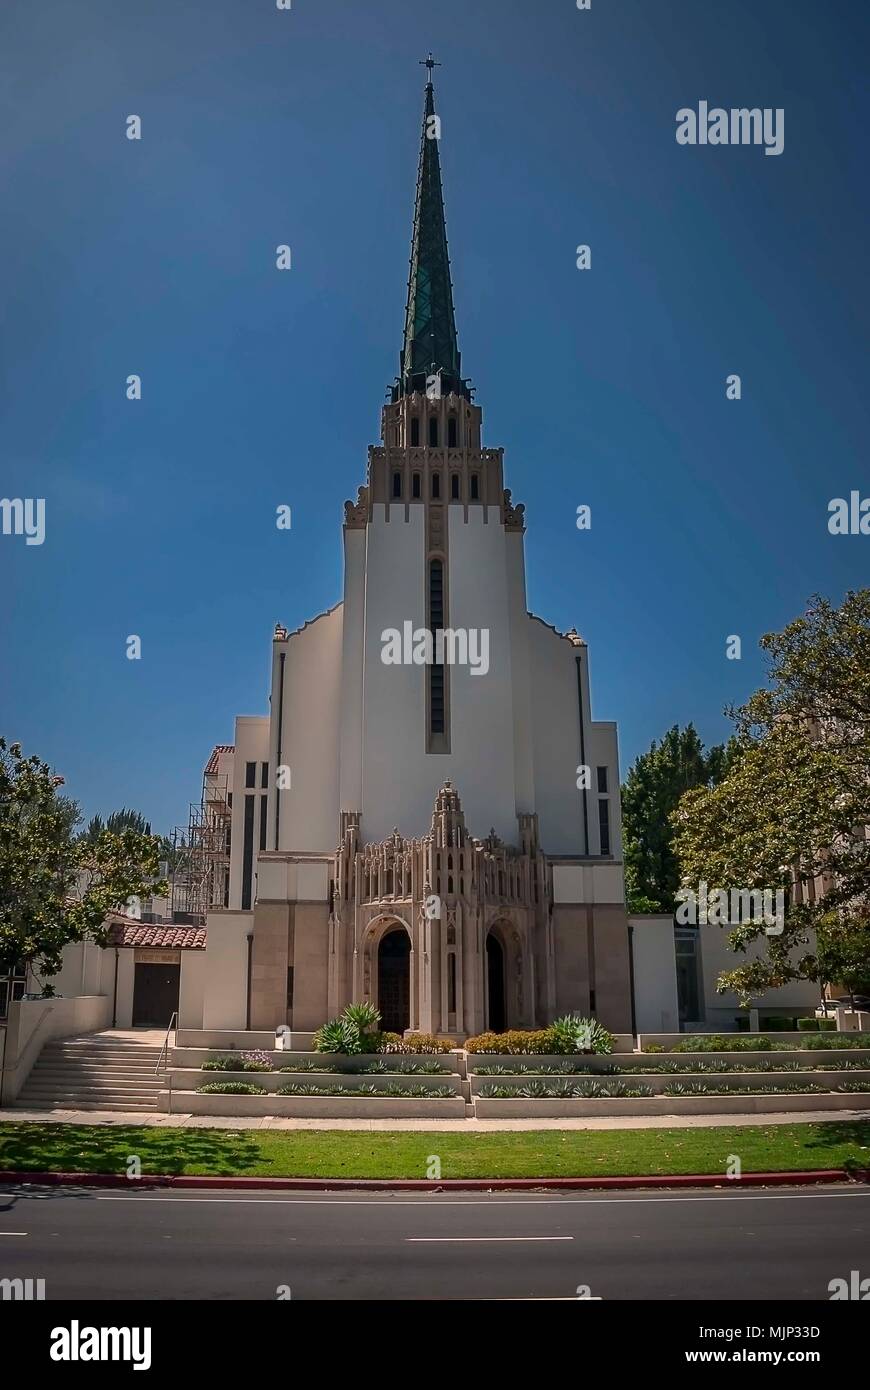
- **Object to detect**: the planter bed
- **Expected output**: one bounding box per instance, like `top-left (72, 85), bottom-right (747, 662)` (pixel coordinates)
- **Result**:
top-left (469, 1069), bottom-right (870, 1096)
top-left (466, 1052), bottom-right (636, 1072)
top-left (473, 1092), bottom-right (870, 1119)
top-left (169, 1068), bottom-right (463, 1094)
top-left (160, 1090), bottom-right (466, 1119)
top-left (634, 1048), bottom-right (870, 1068)
top-left (171, 1048), bottom-right (460, 1073)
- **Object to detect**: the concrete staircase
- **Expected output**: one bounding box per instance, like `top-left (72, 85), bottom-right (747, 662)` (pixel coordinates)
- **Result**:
top-left (15, 1032), bottom-right (166, 1112)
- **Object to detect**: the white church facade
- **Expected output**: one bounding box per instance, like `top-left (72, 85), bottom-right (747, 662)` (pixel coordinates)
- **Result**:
top-left (194, 63), bottom-right (635, 1039)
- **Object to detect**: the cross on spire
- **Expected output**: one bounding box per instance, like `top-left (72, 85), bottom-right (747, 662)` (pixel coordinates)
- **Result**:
top-left (420, 52), bottom-right (441, 86)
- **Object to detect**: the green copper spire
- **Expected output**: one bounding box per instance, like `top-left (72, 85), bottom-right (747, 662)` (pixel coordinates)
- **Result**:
top-left (396, 56), bottom-right (468, 402)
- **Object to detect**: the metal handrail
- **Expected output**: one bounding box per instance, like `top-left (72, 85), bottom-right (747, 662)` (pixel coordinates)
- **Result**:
top-left (155, 1011), bottom-right (178, 1075)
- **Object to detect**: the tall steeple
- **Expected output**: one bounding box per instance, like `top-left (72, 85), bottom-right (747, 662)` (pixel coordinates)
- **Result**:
top-left (395, 56), bottom-right (468, 402)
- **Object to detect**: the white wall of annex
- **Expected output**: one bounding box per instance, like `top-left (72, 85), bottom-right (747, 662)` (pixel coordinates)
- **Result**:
top-left (527, 619), bottom-right (585, 855)
top-left (276, 606), bottom-right (343, 855)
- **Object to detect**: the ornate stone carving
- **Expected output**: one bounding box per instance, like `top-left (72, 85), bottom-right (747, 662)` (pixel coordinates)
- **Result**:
top-left (344, 485), bottom-right (369, 529)
top-left (503, 489), bottom-right (526, 532)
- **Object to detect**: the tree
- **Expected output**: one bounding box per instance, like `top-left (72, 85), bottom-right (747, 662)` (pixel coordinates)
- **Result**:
top-left (81, 807), bottom-right (152, 842)
top-left (673, 591), bottom-right (870, 1003)
top-left (621, 724), bottom-right (739, 912)
top-left (0, 740), bottom-right (165, 989)
top-left (815, 916), bottom-right (870, 1007)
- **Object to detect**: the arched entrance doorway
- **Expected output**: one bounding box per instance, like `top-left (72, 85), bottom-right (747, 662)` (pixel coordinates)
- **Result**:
top-left (486, 933), bottom-right (506, 1032)
top-left (377, 929), bottom-right (411, 1034)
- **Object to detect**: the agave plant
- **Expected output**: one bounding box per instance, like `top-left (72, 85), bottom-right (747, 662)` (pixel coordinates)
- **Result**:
top-left (342, 1001), bottom-right (382, 1034)
top-left (548, 1014), bottom-right (616, 1055)
top-left (312, 1017), bottom-right (362, 1055)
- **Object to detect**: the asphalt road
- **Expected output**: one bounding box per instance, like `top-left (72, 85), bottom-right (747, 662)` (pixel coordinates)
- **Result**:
top-left (1, 1184), bottom-right (868, 1301)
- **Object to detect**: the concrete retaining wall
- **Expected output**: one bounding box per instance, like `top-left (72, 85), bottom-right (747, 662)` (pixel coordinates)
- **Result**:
top-left (169, 1068), bottom-right (463, 1094)
top-left (474, 1092), bottom-right (870, 1118)
top-left (160, 1089), bottom-right (466, 1118)
top-left (470, 1069), bottom-right (870, 1096)
top-left (0, 995), bottom-right (112, 1104)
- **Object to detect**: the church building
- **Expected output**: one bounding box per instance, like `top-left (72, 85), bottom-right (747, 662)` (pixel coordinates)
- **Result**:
top-left (196, 62), bottom-right (634, 1038)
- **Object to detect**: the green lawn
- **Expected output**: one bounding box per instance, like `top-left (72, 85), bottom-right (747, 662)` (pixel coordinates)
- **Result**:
top-left (0, 1120), bottom-right (868, 1180)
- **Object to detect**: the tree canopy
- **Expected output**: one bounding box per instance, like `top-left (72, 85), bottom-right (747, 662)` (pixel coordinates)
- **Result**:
top-left (673, 591), bottom-right (870, 1003)
top-left (0, 740), bottom-right (165, 989)
top-left (621, 724), bottom-right (740, 913)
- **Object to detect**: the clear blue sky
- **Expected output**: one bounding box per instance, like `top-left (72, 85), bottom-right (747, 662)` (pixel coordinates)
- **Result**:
top-left (2, 0), bottom-right (868, 836)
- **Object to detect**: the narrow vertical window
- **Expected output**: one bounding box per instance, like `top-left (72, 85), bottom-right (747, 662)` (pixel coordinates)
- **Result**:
top-left (429, 416), bottom-right (438, 447)
top-left (470, 475), bottom-right (479, 500)
top-left (598, 798), bottom-right (611, 856)
top-left (412, 473), bottom-right (421, 498)
top-left (245, 761), bottom-right (256, 788)
top-left (451, 473), bottom-right (460, 500)
top-left (392, 471), bottom-right (402, 498)
top-left (431, 472), bottom-right (440, 499)
top-left (410, 417), bottom-right (420, 446)
top-left (429, 559), bottom-right (445, 735)
top-left (242, 795), bottom-right (255, 909)
top-left (448, 416), bottom-right (458, 447)
top-left (597, 766), bottom-right (608, 793)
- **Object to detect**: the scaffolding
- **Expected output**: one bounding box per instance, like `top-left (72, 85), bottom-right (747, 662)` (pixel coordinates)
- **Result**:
top-left (169, 767), bottom-right (231, 923)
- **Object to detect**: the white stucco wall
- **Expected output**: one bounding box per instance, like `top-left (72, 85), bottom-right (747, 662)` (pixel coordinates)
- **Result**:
top-left (179, 951), bottom-right (205, 1029)
top-left (527, 619), bottom-right (586, 855)
top-left (339, 528), bottom-right (366, 814)
top-left (358, 504), bottom-right (520, 843)
top-left (698, 925), bottom-right (821, 1024)
top-left (202, 911), bottom-right (252, 1029)
top-left (229, 716), bottom-right (270, 908)
top-left (274, 606), bottom-right (343, 854)
top-left (630, 915), bottom-right (680, 1033)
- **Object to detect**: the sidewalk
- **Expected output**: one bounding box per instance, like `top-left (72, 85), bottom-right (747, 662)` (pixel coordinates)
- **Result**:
top-left (2, 1106), bottom-right (868, 1133)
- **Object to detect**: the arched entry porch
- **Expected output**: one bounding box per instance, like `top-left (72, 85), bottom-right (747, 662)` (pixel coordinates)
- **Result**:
top-left (485, 932), bottom-right (506, 1032)
top-left (378, 928), bottom-right (411, 1033)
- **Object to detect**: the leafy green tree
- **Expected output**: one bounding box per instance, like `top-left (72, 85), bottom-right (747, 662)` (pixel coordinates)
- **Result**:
top-left (81, 807), bottom-right (152, 841)
top-left (673, 591), bottom-right (870, 1002)
top-left (0, 740), bottom-right (165, 989)
top-left (621, 724), bottom-right (739, 912)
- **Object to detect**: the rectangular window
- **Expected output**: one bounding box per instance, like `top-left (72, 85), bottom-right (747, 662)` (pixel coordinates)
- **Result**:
top-left (429, 416), bottom-right (438, 447)
top-left (470, 475), bottom-right (479, 500)
top-left (448, 953), bottom-right (457, 1013)
top-left (261, 761), bottom-right (268, 788)
top-left (598, 798), bottom-right (611, 856)
top-left (431, 472), bottom-right (440, 499)
top-left (259, 794), bottom-right (268, 852)
top-left (597, 766), bottom-right (608, 794)
top-left (451, 473), bottom-right (460, 499)
top-left (242, 795), bottom-right (255, 910)
top-left (448, 417), bottom-right (458, 448)
top-left (412, 473), bottom-right (421, 499)
top-left (392, 471), bottom-right (402, 498)
top-left (287, 967), bottom-right (294, 1009)
top-left (245, 761), bottom-right (256, 789)
top-left (431, 665), bottom-right (445, 734)
top-left (410, 417), bottom-right (420, 446)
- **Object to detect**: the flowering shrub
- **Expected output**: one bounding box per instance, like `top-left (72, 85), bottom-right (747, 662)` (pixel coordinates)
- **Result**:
top-left (465, 1022), bottom-right (614, 1055)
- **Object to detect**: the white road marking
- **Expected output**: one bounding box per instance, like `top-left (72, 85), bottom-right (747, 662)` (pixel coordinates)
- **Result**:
top-left (0, 1231), bottom-right (28, 1236)
top-left (89, 1188), bottom-right (870, 1208)
top-left (406, 1235), bottom-right (573, 1243)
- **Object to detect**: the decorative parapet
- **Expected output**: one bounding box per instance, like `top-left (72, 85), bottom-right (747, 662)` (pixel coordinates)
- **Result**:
top-left (344, 485), bottom-right (369, 529)
top-left (503, 489), bottom-right (526, 532)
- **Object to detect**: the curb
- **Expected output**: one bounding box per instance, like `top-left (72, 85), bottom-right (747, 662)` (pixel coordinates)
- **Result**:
top-left (0, 1167), bottom-right (867, 1192)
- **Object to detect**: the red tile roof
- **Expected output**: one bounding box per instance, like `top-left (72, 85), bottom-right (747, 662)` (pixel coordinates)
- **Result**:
top-left (108, 922), bottom-right (207, 950)
top-left (205, 744), bottom-right (234, 774)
